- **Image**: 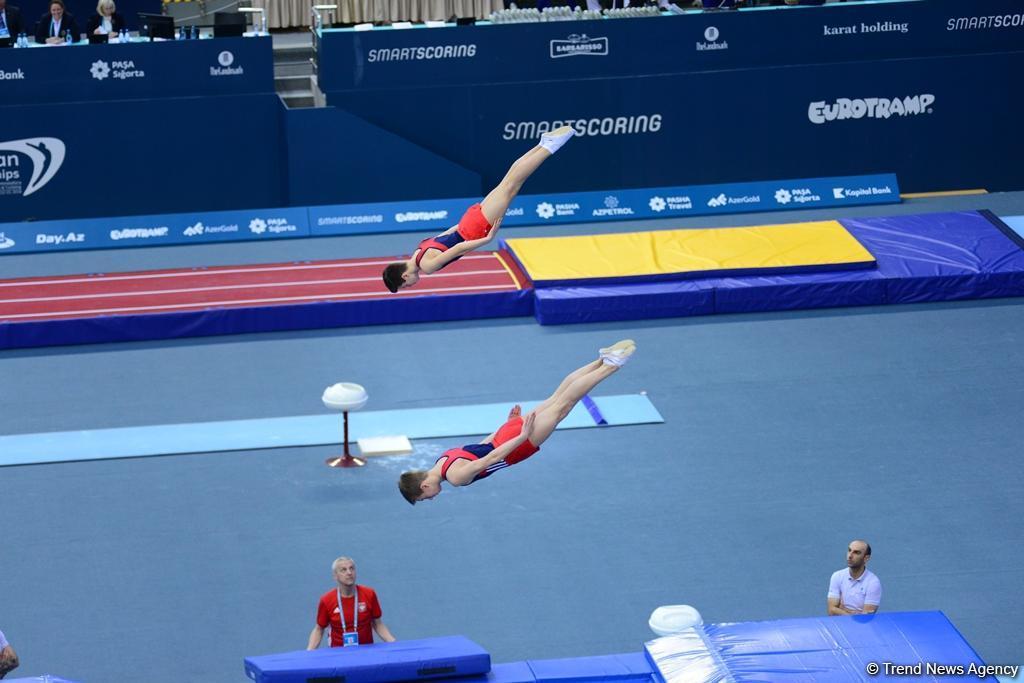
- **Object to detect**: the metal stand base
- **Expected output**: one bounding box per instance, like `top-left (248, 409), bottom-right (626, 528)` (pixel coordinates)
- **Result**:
top-left (326, 454), bottom-right (366, 468)
top-left (326, 409), bottom-right (364, 467)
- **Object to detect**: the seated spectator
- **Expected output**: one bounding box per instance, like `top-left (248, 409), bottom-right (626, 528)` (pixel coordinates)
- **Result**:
top-left (35, 0), bottom-right (80, 43)
top-left (0, 629), bottom-right (18, 680)
top-left (86, 0), bottom-right (125, 38)
top-left (0, 0), bottom-right (25, 46)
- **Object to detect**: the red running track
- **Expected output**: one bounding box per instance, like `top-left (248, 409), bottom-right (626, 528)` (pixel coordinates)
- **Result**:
top-left (0, 251), bottom-right (529, 323)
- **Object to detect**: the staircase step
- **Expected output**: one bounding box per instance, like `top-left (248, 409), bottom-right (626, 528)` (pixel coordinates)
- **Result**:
top-left (275, 75), bottom-right (314, 93)
top-left (274, 59), bottom-right (314, 78)
top-left (282, 94), bottom-right (317, 108)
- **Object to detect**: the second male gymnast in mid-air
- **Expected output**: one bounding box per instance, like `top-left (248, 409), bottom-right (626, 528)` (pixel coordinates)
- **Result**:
top-left (382, 125), bottom-right (576, 293)
top-left (398, 340), bottom-right (637, 504)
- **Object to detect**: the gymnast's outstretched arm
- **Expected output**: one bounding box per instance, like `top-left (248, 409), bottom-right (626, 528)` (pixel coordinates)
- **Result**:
top-left (448, 414), bottom-right (536, 485)
top-left (421, 217), bottom-right (504, 274)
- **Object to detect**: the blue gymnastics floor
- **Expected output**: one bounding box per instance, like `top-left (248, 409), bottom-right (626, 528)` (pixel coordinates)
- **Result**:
top-left (1, 194), bottom-right (1023, 683)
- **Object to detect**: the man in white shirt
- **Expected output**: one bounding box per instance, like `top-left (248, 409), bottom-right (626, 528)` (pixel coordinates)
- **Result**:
top-left (827, 539), bottom-right (882, 615)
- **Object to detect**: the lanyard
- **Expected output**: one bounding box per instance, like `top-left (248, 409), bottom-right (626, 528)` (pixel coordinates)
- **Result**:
top-left (336, 586), bottom-right (359, 633)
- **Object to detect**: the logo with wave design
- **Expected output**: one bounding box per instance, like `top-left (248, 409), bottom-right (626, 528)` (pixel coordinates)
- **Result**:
top-left (550, 34), bottom-right (609, 59)
top-left (0, 137), bottom-right (67, 197)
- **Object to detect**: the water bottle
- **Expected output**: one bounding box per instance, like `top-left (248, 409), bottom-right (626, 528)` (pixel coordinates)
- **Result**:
top-left (65, 31), bottom-right (72, 44)
top-left (191, 25), bottom-right (198, 40)
top-left (177, 25), bottom-right (185, 40)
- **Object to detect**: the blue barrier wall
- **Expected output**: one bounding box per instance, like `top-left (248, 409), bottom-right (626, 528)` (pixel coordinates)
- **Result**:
top-left (317, 50), bottom-right (1024, 197)
top-left (284, 107), bottom-right (482, 205)
top-left (317, 0), bottom-right (1024, 91)
top-left (0, 37), bottom-right (281, 224)
top-left (311, 0), bottom-right (1024, 198)
top-left (0, 94), bottom-right (287, 223)
top-left (0, 37), bottom-right (274, 104)
top-left (2, 0), bottom-right (1021, 225)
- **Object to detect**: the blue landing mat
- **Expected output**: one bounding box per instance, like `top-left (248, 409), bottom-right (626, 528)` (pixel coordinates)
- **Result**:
top-left (535, 211), bottom-right (1024, 324)
top-left (245, 636), bottom-right (491, 683)
top-left (645, 611), bottom-right (994, 682)
top-left (0, 394), bottom-right (662, 467)
top-left (526, 653), bottom-right (653, 683)
top-left (243, 612), bottom-right (994, 683)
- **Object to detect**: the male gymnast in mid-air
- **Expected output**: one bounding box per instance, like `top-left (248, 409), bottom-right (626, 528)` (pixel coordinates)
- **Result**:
top-left (398, 340), bottom-right (637, 504)
top-left (382, 125), bottom-right (576, 293)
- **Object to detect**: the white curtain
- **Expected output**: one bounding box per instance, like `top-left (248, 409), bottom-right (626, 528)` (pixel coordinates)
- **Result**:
top-left (256, 0), bottom-right (503, 29)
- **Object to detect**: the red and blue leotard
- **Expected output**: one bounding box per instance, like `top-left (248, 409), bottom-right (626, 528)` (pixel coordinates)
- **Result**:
top-left (437, 443), bottom-right (506, 484)
top-left (436, 415), bottom-right (540, 485)
top-left (414, 203), bottom-right (494, 272)
top-left (415, 229), bottom-right (465, 270)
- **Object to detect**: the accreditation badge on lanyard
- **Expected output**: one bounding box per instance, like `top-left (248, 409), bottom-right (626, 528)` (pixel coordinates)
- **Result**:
top-left (337, 586), bottom-right (360, 646)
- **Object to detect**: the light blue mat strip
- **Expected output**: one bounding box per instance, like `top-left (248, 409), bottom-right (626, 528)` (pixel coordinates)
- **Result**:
top-left (1002, 215), bottom-right (1024, 239)
top-left (0, 393), bottom-right (662, 467)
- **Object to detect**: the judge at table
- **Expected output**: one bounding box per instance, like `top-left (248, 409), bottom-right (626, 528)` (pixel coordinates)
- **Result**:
top-left (85, 0), bottom-right (125, 37)
top-left (35, 0), bottom-right (80, 43)
top-left (0, 0), bottom-right (25, 45)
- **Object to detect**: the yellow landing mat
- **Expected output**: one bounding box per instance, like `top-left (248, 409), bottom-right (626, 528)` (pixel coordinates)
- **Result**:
top-left (505, 221), bottom-right (876, 285)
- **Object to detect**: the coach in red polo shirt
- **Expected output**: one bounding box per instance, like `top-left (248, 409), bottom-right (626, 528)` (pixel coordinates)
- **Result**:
top-left (307, 556), bottom-right (396, 649)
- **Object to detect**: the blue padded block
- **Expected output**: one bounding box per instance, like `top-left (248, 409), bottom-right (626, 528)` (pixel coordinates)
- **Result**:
top-left (457, 662), bottom-right (538, 683)
top-left (533, 282), bottom-right (714, 325)
top-left (709, 271), bottom-right (887, 314)
top-left (527, 653), bottom-right (654, 683)
top-left (244, 636), bottom-right (490, 683)
top-left (842, 211), bottom-right (1024, 304)
top-left (644, 611), bottom-right (992, 683)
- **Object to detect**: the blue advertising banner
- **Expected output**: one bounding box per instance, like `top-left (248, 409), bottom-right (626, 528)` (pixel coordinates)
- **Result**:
top-left (0, 94), bottom-right (286, 223)
top-left (0, 206), bottom-right (309, 254)
top-left (0, 36), bottom-right (274, 105)
top-left (308, 174), bottom-right (900, 236)
top-left (0, 173), bottom-right (898, 255)
top-left (316, 0), bottom-right (1024, 92)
